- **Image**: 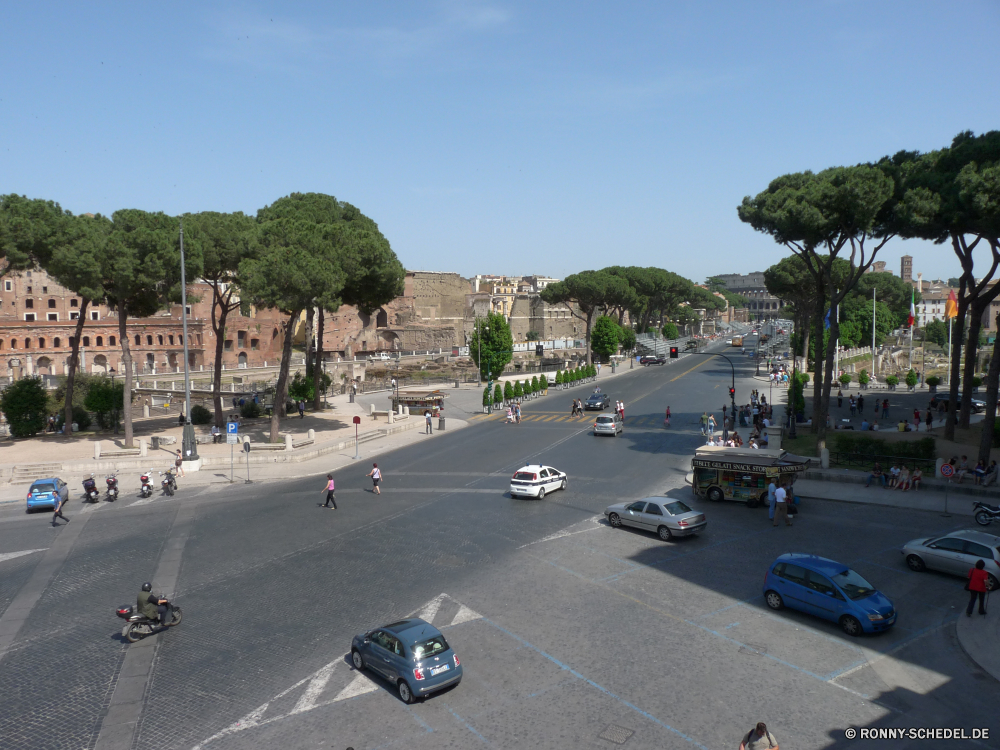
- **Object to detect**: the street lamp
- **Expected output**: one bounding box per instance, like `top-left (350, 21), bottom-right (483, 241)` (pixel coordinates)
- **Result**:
top-left (179, 223), bottom-right (198, 465)
top-left (109, 367), bottom-right (118, 434)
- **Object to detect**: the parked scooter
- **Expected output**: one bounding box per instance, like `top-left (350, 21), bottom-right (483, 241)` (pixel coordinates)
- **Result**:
top-left (115, 601), bottom-right (183, 643)
top-left (140, 470), bottom-right (154, 499)
top-left (105, 473), bottom-right (119, 502)
top-left (160, 468), bottom-right (177, 496)
top-left (974, 501), bottom-right (1000, 527)
top-left (82, 473), bottom-right (100, 503)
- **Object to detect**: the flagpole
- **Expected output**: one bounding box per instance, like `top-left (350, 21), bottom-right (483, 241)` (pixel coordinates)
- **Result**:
top-left (947, 317), bottom-right (952, 387)
top-left (909, 287), bottom-right (914, 374)
top-left (871, 288), bottom-right (876, 382)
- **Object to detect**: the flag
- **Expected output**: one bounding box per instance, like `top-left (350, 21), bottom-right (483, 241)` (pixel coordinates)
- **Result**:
top-left (908, 288), bottom-right (915, 328)
top-left (945, 289), bottom-right (958, 319)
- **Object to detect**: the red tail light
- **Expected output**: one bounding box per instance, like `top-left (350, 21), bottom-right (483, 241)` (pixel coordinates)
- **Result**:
top-left (413, 668), bottom-right (426, 681)
top-left (453, 655), bottom-right (460, 667)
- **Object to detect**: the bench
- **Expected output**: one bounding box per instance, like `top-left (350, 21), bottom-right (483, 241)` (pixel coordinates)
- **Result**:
top-left (102, 449), bottom-right (142, 458)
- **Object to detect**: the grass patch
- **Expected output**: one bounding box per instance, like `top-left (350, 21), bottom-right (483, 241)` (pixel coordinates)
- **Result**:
top-left (782, 431), bottom-right (819, 457)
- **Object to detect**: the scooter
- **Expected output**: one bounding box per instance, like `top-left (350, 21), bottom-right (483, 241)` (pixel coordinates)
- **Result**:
top-left (105, 473), bottom-right (119, 502)
top-left (974, 501), bottom-right (1000, 526)
top-left (115, 601), bottom-right (183, 643)
top-left (160, 469), bottom-right (177, 496)
top-left (139, 470), bottom-right (154, 499)
top-left (82, 474), bottom-right (100, 503)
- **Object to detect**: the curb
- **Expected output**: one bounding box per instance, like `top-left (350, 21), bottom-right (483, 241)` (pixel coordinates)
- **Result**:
top-left (956, 602), bottom-right (1000, 683)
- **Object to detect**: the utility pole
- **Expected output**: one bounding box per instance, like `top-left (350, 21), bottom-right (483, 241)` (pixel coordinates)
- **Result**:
top-left (871, 287), bottom-right (877, 383)
top-left (180, 223), bottom-right (198, 465)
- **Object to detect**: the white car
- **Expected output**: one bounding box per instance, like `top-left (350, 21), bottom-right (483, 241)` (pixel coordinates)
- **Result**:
top-left (369, 352), bottom-right (392, 361)
top-left (509, 464), bottom-right (567, 499)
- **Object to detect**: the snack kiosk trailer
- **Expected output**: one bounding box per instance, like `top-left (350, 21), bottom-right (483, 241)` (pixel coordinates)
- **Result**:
top-left (691, 446), bottom-right (810, 507)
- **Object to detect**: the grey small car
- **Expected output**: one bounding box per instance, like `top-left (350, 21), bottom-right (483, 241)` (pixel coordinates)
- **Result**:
top-left (593, 413), bottom-right (623, 436)
top-left (351, 618), bottom-right (462, 704)
top-left (605, 497), bottom-right (706, 541)
top-left (901, 529), bottom-right (1000, 589)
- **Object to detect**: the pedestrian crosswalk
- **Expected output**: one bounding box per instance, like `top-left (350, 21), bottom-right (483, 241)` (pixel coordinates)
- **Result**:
top-left (468, 411), bottom-right (671, 427)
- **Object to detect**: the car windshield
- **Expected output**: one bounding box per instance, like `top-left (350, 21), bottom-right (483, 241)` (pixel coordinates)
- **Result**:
top-left (513, 472), bottom-right (535, 480)
top-left (663, 501), bottom-right (692, 515)
top-left (32, 483), bottom-right (56, 493)
top-left (596, 416), bottom-right (614, 423)
top-left (831, 568), bottom-right (877, 600)
top-left (411, 635), bottom-right (449, 660)
top-left (587, 396), bottom-right (602, 402)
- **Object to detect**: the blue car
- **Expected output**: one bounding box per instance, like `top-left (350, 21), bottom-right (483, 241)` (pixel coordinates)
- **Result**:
top-left (26, 478), bottom-right (69, 512)
top-left (351, 617), bottom-right (462, 704)
top-left (763, 553), bottom-right (896, 636)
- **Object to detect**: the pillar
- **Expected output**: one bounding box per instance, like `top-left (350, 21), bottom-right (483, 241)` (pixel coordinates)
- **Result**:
top-left (94, 441), bottom-right (101, 460)
top-left (307, 429), bottom-right (315, 441)
top-left (140, 439), bottom-right (147, 457)
top-left (285, 433), bottom-right (293, 452)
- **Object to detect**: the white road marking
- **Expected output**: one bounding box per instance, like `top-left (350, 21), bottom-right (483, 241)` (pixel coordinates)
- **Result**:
top-left (414, 593), bottom-right (446, 623)
top-left (78, 502), bottom-right (107, 514)
top-left (290, 662), bottom-right (338, 715)
top-left (449, 604), bottom-right (481, 627)
top-left (332, 672), bottom-right (379, 702)
top-left (0, 548), bottom-right (47, 564)
top-left (518, 515), bottom-right (603, 548)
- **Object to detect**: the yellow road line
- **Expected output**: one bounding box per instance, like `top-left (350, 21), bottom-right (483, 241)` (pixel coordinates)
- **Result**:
top-left (670, 357), bottom-right (712, 382)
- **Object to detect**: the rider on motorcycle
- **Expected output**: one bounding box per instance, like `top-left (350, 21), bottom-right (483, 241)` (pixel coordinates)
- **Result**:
top-left (137, 582), bottom-right (169, 626)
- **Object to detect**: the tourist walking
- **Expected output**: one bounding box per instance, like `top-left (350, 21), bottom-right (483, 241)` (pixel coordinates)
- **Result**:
top-left (174, 450), bottom-right (185, 478)
top-left (321, 474), bottom-right (337, 509)
top-left (966, 560), bottom-right (990, 617)
top-left (367, 463), bottom-right (382, 495)
top-left (51, 491), bottom-right (69, 527)
top-left (773, 483), bottom-right (792, 527)
top-left (664, 406), bottom-right (671, 428)
top-left (425, 410), bottom-right (433, 434)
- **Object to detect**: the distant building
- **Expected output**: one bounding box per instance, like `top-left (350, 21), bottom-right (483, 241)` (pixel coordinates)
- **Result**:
top-left (867, 261), bottom-right (887, 274)
top-left (901, 255), bottom-right (913, 283)
top-left (713, 272), bottom-right (785, 321)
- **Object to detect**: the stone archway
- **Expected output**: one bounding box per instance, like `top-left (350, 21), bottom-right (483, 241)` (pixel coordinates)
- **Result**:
top-left (238, 352), bottom-right (248, 368)
top-left (93, 354), bottom-right (109, 374)
top-left (376, 308), bottom-right (389, 328)
top-left (35, 356), bottom-right (53, 376)
top-left (379, 331), bottom-right (400, 350)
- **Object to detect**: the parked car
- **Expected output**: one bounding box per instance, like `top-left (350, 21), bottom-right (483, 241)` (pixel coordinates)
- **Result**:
top-left (593, 413), bottom-right (624, 436)
top-left (584, 393), bottom-right (611, 410)
top-left (26, 478), bottom-right (69, 512)
top-left (368, 352), bottom-right (392, 361)
top-left (605, 497), bottom-right (706, 541)
top-left (901, 529), bottom-right (1000, 589)
top-left (928, 393), bottom-right (986, 413)
top-left (509, 464), bottom-right (568, 499)
top-left (639, 355), bottom-right (666, 365)
top-left (351, 618), bottom-right (462, 704)
top-left (763, 553), bottom-right (896, 636)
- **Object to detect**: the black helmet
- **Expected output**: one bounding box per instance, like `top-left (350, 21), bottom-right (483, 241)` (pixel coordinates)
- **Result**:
top-left (141, 582), bottom-right (152, 592)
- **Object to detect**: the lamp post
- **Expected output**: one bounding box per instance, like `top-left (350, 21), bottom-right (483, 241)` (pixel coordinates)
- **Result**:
top-left (179, 223), bottom-right (198, 464)
top-left (110, 367), bottom-right (118, 434)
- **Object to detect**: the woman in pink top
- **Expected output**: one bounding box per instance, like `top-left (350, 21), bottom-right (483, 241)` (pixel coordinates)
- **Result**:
top-left (321, 474), bottom-right (337, 509)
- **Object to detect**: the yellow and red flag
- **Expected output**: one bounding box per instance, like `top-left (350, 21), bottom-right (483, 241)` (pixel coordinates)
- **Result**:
top-left (945, 289), bottom-right (958, 319)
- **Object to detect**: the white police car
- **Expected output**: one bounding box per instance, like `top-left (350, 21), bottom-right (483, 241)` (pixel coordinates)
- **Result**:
top-left (509, 464), bottom-right (568, 499)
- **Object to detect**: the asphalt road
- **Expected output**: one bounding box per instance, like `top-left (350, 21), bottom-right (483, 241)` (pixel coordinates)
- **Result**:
top-left (1, 343), bottom-right (998, 750)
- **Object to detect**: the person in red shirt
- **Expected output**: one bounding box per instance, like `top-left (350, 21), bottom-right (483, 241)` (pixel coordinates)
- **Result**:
top-left (966, 560), bottom-right (990, 616)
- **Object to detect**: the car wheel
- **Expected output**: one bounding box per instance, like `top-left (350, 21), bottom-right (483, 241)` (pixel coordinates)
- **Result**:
top-left (707, 487), bottom-right (724, 502)
top-left (561, 478), bottom-right (567, 490)
top-left (537, 488), bottom-right (545, 500)
top-left (988, 574), bottom-right (999, 591)
top-left (764, 591), bottom-right (783, 610)
top-left (609, 513), bottom-right (622, 528)
top-left (398, 680), bottom-right (415, 704)
top-left (905, 554), bottom-right (926, 572)
top-left (840, 615), bottom-right (863, 637)
top-left (351, 648), bottom-right (365, 670)
top-left (657, 525), bottom-right (672, 541)
top-left (746, 495), bottom-right (760, 509)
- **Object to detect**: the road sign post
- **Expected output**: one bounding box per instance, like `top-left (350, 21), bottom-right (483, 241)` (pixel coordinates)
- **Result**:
top-left (227, 422), bottom-right (238, 483)
top-left (243, 437), bottom-right (252, 484)
top-left (352, 416), bottom-right (361, 460)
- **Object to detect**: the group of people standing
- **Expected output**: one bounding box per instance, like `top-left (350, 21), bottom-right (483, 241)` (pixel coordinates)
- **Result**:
top-left (506, 403), bottom-right (523, 424)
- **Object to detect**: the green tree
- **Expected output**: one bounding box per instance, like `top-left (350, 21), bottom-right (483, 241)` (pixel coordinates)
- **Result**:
top-left (240, 210), bottom-right (344, 442)
top-left (923, 319), bottom-right (948, 346)
top-left (513, 380), bottom-right (523, 399)
top-left (493, 382), bottom-right (502, 405)
top-left (839, 372), bottom-right (851, 386)
top-left (858, 369), bottom-right (870, 386)
top-left (531, 376), bottom-right (539, 394)
top-left (525, 331), bottom-right (540, 341)
top-left (555, 370), bottom-right (563, 386)
top-left (504, 380), bottom-right (514, 402)
top-left (661, 321), bottom-right (679, 340)
top-left (102, 210), bottom-right (201, 448)
top-left (618, 326), bottom-right (636, 354)
top-left (838, 299), bottom-right (895, 348)
top-left (541, 271), bottom-right (632, 365)
top-left (885, 374), bottom-right (900, 388)
top-left (539, 374), bottom-right (548, 391)
top-left (288, 370), bottom-right (331, 402)
top-left (1, 377), bottom-right (49, 438)
top-left (590, 315), bottom-right (621, 362)
top-left (469, 311), bottom-right (514, 381)
top-left (182, 211), bottom-right (258, 427)
top-left (906, 369), bottom-right (919, 388)
top-left (84, 376), bottom-right (125, 431)
top-left (482, 386), bottom-right (491, 408)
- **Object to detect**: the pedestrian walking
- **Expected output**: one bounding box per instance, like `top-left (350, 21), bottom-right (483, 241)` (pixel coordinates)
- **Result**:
top-left (700, 411), bottom-right (709, 435)
top-left (857, 394), bottom-right (865, 413)
top-left (837, 389), bottom-right (843, 408)
top-left (506, 406), bottom-right (514, 424)
top-left (515, 402), bottom-right (522, 424)
top-left (619, 400), bottom-right (625, 421)
top-left (966, 559), bottom-right (989, 616)
top-left (913, 408), bottom-right (921, 430)
top-left (664, 406), bottom-right (671, 428)
top-left (51, 491), bottom-right (69, 526)
top-left (925, 410), bottom-right (934, 431)
top-left (882, 398), bottom-right (889, 419)
top-left (298, 400), bottom-right (305, 419)
top-left (174, 450), bottom-right (185, 478)
top-left (740, 722), bottom-right (778, 750)
top-left (767, 479), bottom-right (777, 521)
top-left (367, 463), bottom-right (382, 494)
top-left (321, 474), bottom-right (337, 509)
top-left (707, 414), bottom-right (716, 436)
top-left (849, 396), bottom-right (856, 416)
top-left (424, 410), bottom-right (433, 434)
top-left (773, 483), bottom-right (792, 527)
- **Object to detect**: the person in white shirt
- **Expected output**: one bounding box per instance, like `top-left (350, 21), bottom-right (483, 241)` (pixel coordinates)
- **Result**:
top-left (773, 484), bottom-right (791, 526)
top-left (762, 417), bottom-right (770, 428)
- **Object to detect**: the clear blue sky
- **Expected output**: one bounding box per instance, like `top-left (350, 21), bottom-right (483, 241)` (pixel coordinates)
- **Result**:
top-left (2, 1), bottom-right (998, 285)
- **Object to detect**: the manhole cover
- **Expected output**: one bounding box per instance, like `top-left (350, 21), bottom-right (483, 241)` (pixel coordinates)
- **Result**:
top-left (599, 724), bottom-right (634, 745)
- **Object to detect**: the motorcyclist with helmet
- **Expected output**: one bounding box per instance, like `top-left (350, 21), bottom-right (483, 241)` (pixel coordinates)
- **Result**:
top-left (137, 582), bottom-right (169, 627)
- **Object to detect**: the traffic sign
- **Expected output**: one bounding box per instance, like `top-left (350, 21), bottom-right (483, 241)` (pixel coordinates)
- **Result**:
top-left (940, 463), bottom-right (954, 478)
top-left (227, 422), bottom-right (238, 444)
top-left (353, 416), bottom-right (361, 424)
top-left (243, 438), bottom-right (251, 454)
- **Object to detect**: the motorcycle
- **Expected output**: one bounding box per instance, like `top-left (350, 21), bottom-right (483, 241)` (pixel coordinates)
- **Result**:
top-left (115, 601), bottom-right (183, 643)
top-left (105, 473), bottom-right (119, 502)
top-left (160, 469), bottom-right (177, 496)
top-left (82, 474), bottom-right (100, 503)
top-left (140, 470), bottom-right (154, 498)
top-left (974, 501), bottom-right (1000, 526)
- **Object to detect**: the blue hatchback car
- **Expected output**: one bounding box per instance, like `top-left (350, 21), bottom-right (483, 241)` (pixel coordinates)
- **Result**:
top-left (26, 478), bottom-right (69, 512)
top-left (351, 617), bottom-right (462, 704)
top-left (763, 553), bottom-right (896, 636)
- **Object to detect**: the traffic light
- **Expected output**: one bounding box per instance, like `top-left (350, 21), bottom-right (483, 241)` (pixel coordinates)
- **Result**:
top-left (669, 347), bottom-right (678, 359)
top-left (535, 344), bottom-right (544, 356)
top-left (729, 387), bottom-right (735, 398)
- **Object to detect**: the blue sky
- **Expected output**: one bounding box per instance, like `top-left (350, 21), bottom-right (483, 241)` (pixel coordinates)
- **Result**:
top-left (2, 1), bottom-right (999, 285)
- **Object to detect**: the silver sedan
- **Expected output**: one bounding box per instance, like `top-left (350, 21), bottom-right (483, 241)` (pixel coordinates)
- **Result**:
top-left (605, 497), bottom-right (706, 541)
top-left (901, 529), bottom-right (1000, 589)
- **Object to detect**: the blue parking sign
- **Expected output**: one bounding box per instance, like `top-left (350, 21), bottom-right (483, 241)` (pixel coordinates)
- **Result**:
top-left (227, 422), bottom-right (238, 434)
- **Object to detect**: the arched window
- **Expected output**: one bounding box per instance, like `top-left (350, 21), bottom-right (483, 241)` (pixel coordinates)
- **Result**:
top-left (38, 337), bottom-right (45, 348)
top-left (134, 334), bottom-right (140, 345)
top-left (146, 335), bottom-right (153, 346)
top-left (24, 338), bottom-right (30, 349)
top-left (48, 299), bottom-right (56, 308)
top-left (109, 336), bottom-right (116, 346)
top-left (54, 337), bottom-right (61, 347)
top-left (82, 336), bottom-right (90, 347)
top-left (9, 339), bottom-right (16, 349)
top-left (96, 336), bottom-right (103, 347)
top-left (0, 340), bottom-right (4, 350)
top-left (157, 335), bottom-right (163, 346)
top-left (168, 335), bottom-right (174, 345)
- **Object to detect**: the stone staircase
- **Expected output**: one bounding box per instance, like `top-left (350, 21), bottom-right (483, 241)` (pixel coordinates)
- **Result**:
top-left (12, 463), bottom-right (64, 485)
